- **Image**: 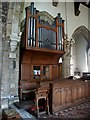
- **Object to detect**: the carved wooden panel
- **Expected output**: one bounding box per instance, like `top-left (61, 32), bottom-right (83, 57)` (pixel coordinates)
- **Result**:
top-left (81, 85), bottom-right (85, 99)
top-left (66, 88), bottom-right (72, 103)
top-left (52, 80), bottom-right (89, 113)
top-left (52, 65), bottom-right (59, 79)
top-left (61, 88), bottom-right (66, 105)
top-left (88, 82), bottom-right (90, 97)
top-left (21, 63), bottom-right (30, 80)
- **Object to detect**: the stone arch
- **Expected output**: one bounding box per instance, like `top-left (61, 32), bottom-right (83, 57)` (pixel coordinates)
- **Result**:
top-left (72, 26), bottom-right (90, 73)
top-left (72, 26), bottom-right (90, 56)
top-left (72, 26), bottom-right (90, 43)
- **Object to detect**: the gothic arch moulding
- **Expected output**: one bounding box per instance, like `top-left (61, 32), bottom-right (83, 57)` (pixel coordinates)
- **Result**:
top-left (72, 26), bottom-right (90, 72)
top-left (72, 25), bottom-right (90, 53)
top-left (72, 26), bottom-right (90, 43)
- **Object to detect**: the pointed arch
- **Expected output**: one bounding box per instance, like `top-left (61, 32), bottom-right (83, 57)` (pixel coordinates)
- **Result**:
top-left (72, 26), bottom-right (90, 43)
top-left (72, 26), bottom-right (90, 72)
top-left (72, 26), bottom-right (90, 53)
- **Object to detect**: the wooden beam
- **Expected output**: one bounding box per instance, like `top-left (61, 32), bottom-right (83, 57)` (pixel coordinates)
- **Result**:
top-left (52, 0), bottom-right (59, 7)
top-left (74, 2), bottom-right (81, 16)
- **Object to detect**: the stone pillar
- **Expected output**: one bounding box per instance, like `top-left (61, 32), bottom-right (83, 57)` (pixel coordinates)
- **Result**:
top-left (0, 1), bottom-right (2, 118)
top-left (9, 33), bottom-right (21, 105)
top-left (62, 37), bottom-right (71, 78)
top-left (62, 55), bottom-right (70, 78)
top-left (1, 2), bottom-right (10, 109)
top-left (1, 2), bottom-right (22, 109)
top-left (8, 3), bottom-right (22, 105)
top-left (62, 38), bottom-right (75, 78)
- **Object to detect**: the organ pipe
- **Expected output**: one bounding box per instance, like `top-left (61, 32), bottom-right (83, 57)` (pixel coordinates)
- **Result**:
top-left (26, 2), bottom-right (64, 51)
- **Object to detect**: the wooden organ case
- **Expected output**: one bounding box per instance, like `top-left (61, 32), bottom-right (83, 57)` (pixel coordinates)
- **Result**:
top-left (20, 2), bottom-right (65, 116)
top-left (19, 3), bottom-right (90, 117)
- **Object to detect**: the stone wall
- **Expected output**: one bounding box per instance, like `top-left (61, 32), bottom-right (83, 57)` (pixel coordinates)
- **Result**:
top-left (1, 2), bottom-right (22, 109)
top-left (0, 1), bottom-right (2, 112)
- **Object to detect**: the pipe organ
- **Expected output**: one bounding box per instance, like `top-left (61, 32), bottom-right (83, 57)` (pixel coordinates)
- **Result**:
top-left (20, 2), bottom-right (89, 117)
top-left (24, 2), bottom-right (64, 50)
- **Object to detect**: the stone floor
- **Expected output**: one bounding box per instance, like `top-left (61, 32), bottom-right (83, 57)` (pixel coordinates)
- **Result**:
top-left (3, 99), bottom-right (90, 120)
top-left (9, 103), bottom-right (37, 120)
top-left (0, 109), bottom-right (2, 120)
top-left (38, 101), bottom-right (90, 119)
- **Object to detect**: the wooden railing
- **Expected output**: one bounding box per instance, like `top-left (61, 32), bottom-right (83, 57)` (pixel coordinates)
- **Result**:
top-left (52, 80), bottom-right (89, 113)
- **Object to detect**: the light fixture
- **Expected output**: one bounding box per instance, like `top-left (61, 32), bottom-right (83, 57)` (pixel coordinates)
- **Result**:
top-left (59, 57), bottom-right (62, 63)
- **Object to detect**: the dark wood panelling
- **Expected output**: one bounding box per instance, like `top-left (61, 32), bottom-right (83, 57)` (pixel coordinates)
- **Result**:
top-left (21, 63), bottom-right (30, 80)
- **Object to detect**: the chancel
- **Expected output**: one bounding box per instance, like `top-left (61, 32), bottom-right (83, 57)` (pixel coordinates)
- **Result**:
top-left (1, 1), bottom-right (90, 119)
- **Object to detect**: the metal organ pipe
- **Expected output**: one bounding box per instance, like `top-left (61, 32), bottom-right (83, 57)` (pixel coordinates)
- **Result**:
top-left (57, 13), bottom-right (62, 50)
top-left (62, 20), bottom-right (64, 51)
top-left (27, 2), bottom-right (64, 50)
top-left (60, 17), bottom-right (62, 50)
top-left (33, 8), bottom-right (36, 47)
top-left (28, 6), bottom-right (31, 46)
top-left (38, 16), bottom-right (41, 47)
top-left (30, 2), bottom-right (34, 47)
top-left (52, 21), bottom-right (56, 50)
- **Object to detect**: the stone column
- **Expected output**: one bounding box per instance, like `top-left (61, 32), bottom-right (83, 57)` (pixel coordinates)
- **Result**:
top-left (8, 3), bottom-right (22, 105)
top-left (9, 33), bottom-right (21, 105)
top-left (62, 38), bottom-right (75, 78)
top-left (1, 2), bottom-right (10, 109)
top-left (0, 1), bottom-right (2, 119)
top-left (1, 2), bottom-right (22, 108)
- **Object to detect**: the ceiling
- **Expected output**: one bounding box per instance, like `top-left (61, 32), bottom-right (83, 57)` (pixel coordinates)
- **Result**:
top-left (74, 1), bottom-right (90, 16)
top-left (80, 2), bottom-right (90, 8)
top-left (52, 1), bottom-right (90, 16)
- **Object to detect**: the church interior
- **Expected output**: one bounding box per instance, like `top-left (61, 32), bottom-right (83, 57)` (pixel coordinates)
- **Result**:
top-left (0, 0), bottom-right (90, 119)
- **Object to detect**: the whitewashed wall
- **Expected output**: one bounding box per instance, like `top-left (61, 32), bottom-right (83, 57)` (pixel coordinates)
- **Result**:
top-left (75, 35), bottom-right (88, 74)
top-left (87, 48), bottom-right (90, 72)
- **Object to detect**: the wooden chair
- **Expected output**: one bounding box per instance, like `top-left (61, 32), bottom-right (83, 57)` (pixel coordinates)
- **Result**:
top-left (20, 80), bottom-right (36, 100)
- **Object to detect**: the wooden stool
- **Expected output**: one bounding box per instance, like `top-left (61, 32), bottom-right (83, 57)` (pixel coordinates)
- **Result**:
top-left (2, 108), bottom-right (21, 120)
top-left (35, 87), bottom-right (49, 117)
